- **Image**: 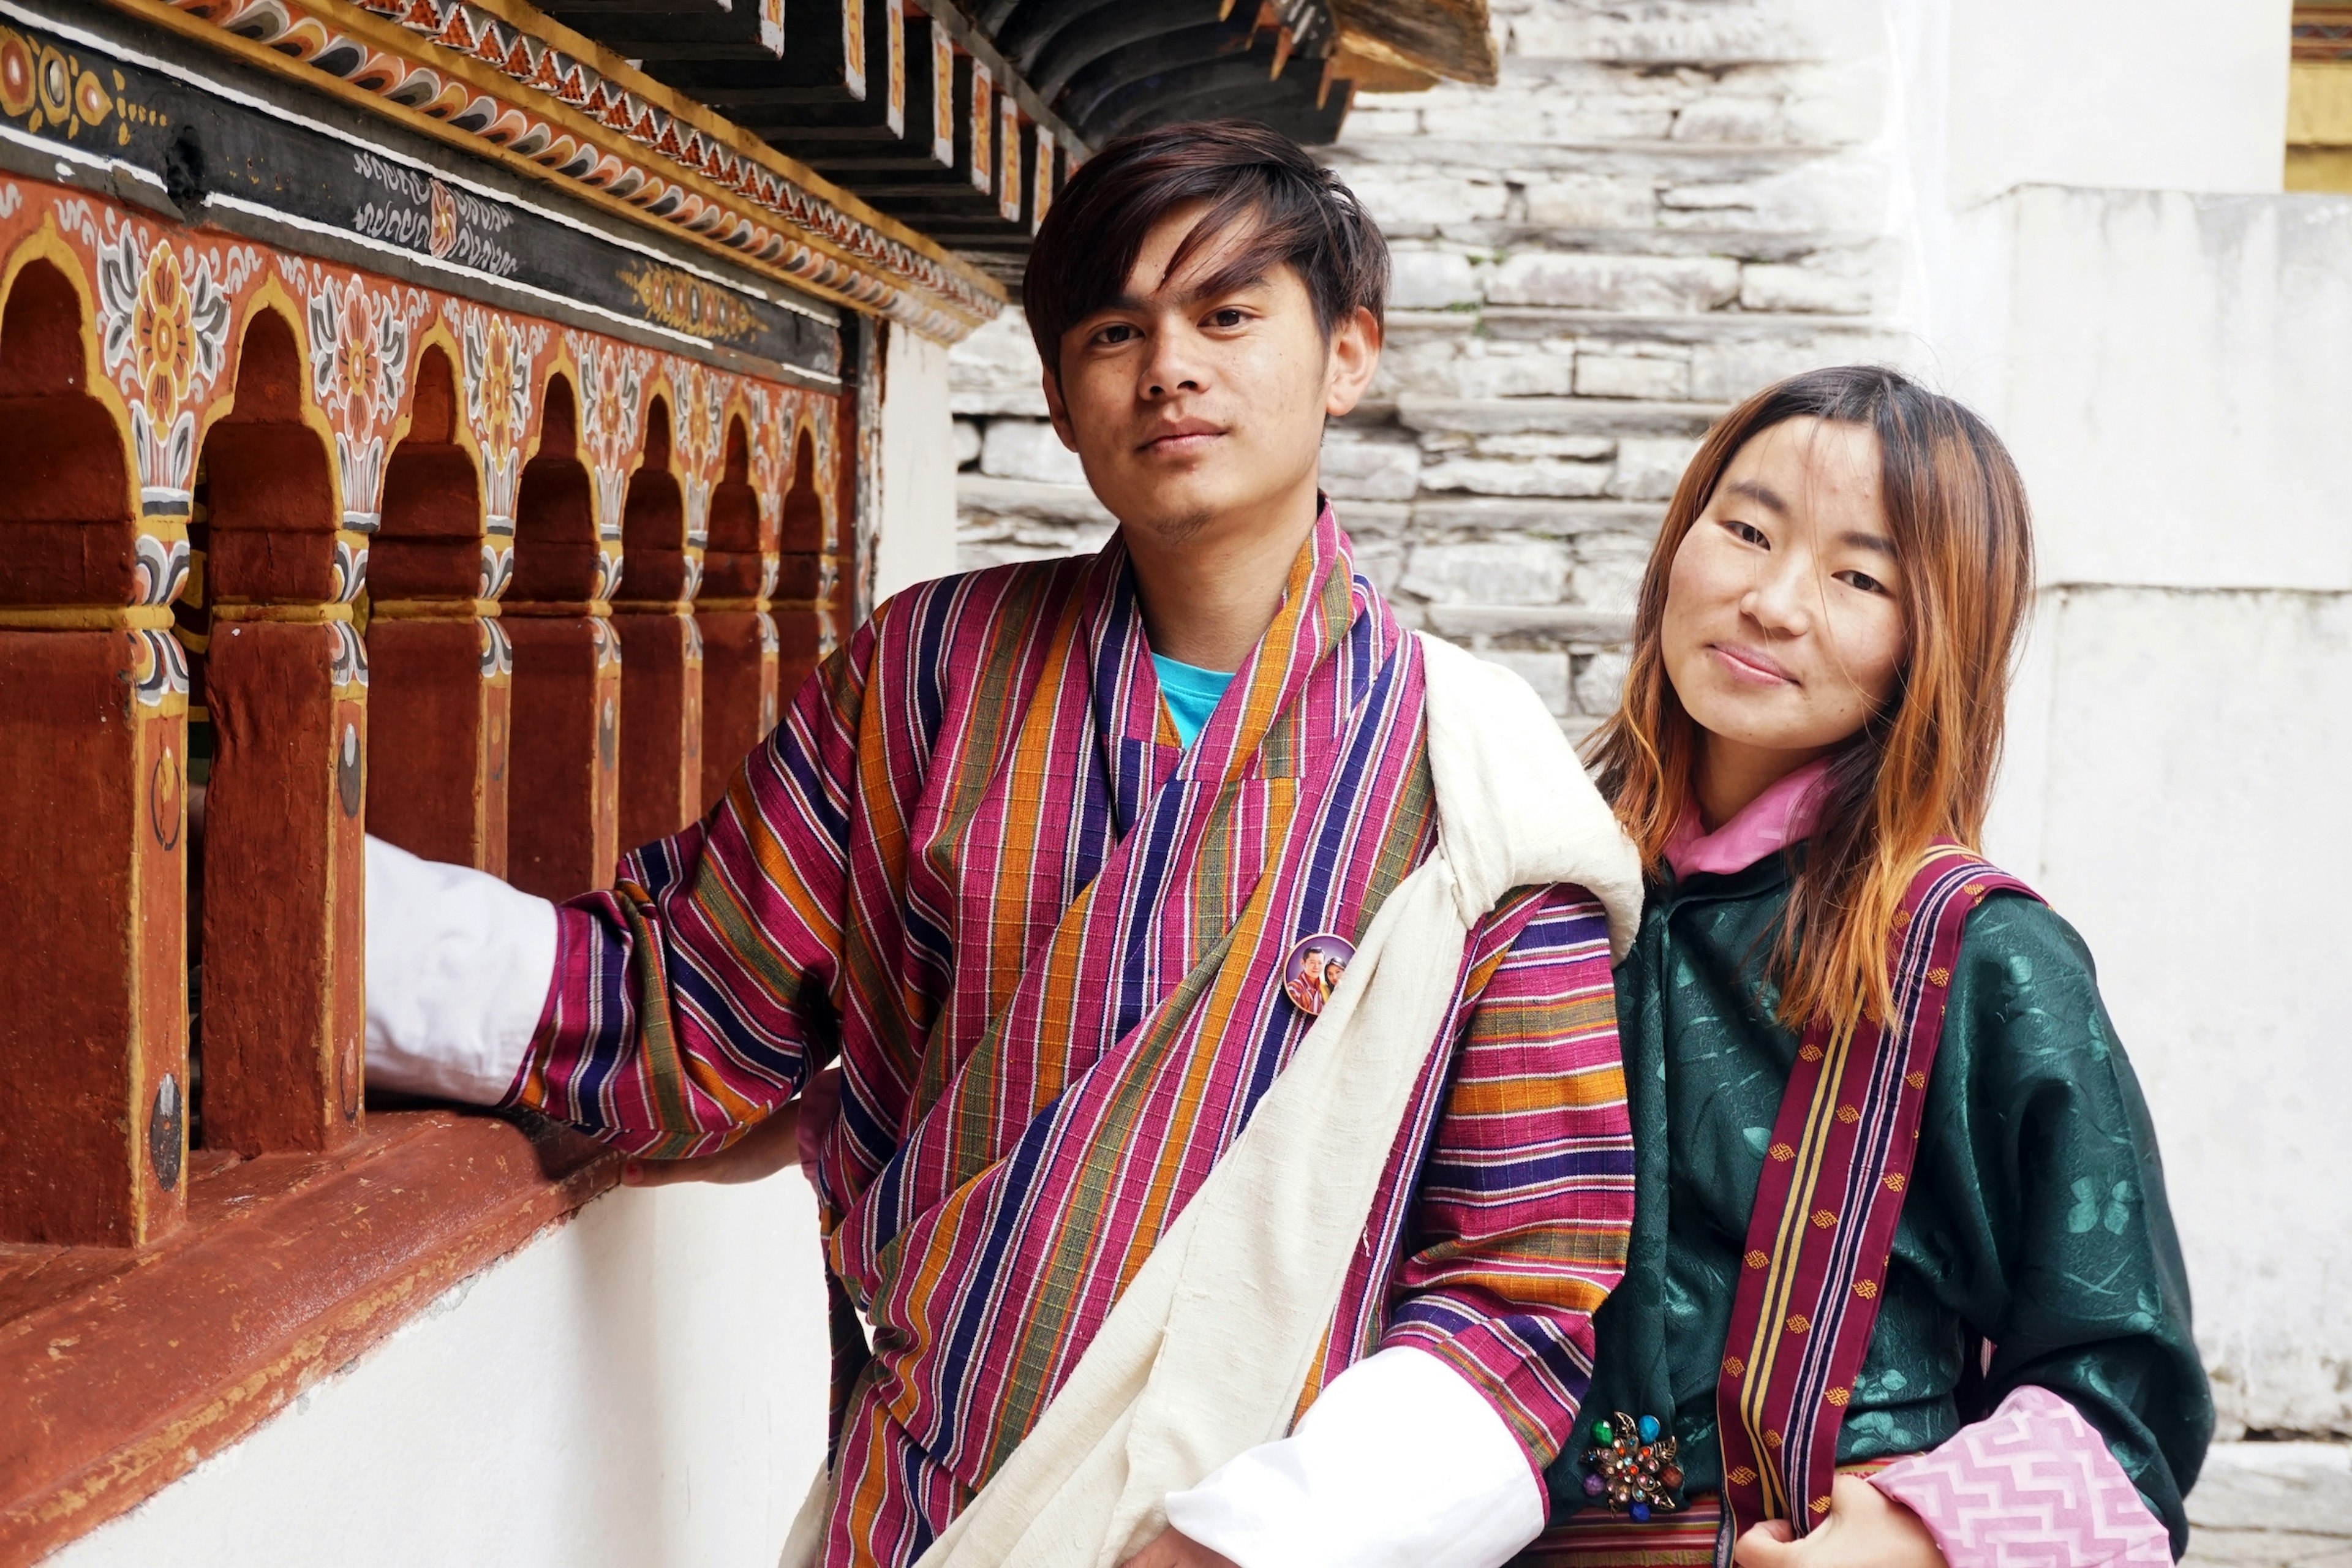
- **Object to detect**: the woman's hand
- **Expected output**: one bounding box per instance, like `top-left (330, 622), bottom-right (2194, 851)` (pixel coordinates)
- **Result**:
top-left (1732, 1475), bottom-right (1945, 1568)
top-left (1119, 1526), bottom-right (1240, 1568)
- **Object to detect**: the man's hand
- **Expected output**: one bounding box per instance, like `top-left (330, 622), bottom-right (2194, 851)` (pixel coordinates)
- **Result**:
top-left (620, 1065), bottom-right (842, 1189)
top-left (620, 1101), bottom-right (802, 1188)
top-left (1120, 1526), bottom-right (1240, 1568)
top-left (1733, 1475), bottom-right (1945, 1568)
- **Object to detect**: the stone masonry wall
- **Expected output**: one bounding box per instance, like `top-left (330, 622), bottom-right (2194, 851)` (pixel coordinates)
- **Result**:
top-left (948, 0), bottom-right (1904, 741)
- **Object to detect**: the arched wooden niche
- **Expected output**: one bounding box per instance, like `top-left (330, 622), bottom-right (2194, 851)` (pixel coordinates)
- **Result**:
top-left (368, 344), bottom-right (507, 875)
top-left (202, 309), bottom-right (339, 606)
top-left (505, 369), bottom-right (621, 902)
top-left (195, 304), bottom-right (365, 1159)
top-left (0, 258), bottom-right (137, 606)
top-left (779, 424), bottom-right (824, 556)
top-left (373, 345), bottom-right (483, 599)
top-left (701, 416), bottom-right (762, 595)
top-left (0, 255), bottom-right (186, 1250)
top-left (619, 393), bottom-right (690, 600)
top-left (697, 413), bottom-right (777, 809)
top-left (771, 426), bottom-right (830, 700)
top-left (511, 372), bottom-right (602, 603)
top-left (611, 391), bottom-right (702, 850)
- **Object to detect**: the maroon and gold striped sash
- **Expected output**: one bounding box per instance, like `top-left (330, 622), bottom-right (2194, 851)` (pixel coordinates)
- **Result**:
top-left (1712, 846), bottom-right (2037, 1561)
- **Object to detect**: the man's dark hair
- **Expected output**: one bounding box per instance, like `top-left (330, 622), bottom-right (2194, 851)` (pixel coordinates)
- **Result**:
top-left (1022, 120), bottom-right (1389, 383)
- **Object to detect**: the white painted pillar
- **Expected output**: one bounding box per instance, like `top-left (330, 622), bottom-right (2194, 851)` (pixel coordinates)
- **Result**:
top-left (872, 321), bottom-right (962, 602)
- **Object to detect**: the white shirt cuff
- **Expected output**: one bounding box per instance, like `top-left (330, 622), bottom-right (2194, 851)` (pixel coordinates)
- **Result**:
top-left (1163, 1345), bottom-right (1547, 1568)
top-left (363, 834), bottom-right (558, 1104)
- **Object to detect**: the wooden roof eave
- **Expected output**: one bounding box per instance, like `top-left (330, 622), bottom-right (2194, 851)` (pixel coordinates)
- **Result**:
top-left (1328, 0), bottom-right (1499, 88)
top-left (96, 0), bottom-right (1008, 342)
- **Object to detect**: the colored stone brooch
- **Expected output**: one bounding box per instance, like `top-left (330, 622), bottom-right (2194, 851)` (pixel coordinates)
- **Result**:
top-left (1581, 1412), bottom-right (1683, 1521)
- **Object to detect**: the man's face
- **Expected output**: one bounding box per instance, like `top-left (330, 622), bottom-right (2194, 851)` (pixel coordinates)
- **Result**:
top-left (1042, 202), bottom-right (1379, 546)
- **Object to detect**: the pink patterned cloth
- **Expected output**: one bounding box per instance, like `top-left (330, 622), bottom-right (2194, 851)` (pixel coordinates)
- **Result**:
top-left (1664, 757), bottom-right (1834, 879)
top-left (1870, 1386), bottom-right (2172, 1568)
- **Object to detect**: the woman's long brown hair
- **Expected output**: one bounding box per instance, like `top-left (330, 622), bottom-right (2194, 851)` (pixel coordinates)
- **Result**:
top-left (1586, 366), bottom-right (2035, 1031)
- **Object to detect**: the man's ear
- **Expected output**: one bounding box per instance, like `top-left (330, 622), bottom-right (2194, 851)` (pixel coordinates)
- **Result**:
top-left (1042, 363), bottom-right (1079, 452)
top-left (1322, 305), bottom-right (1382, 418)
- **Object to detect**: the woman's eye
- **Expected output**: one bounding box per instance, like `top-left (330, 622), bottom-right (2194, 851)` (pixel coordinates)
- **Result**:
top-left (1835, 568), bottom-right (1890, 596)
top-left (1724, 519), bottom-right (1768, 547)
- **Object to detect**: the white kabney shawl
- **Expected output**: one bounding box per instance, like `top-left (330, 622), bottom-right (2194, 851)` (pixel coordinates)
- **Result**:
top-left (783, 631), bottom-right (1643, 1568)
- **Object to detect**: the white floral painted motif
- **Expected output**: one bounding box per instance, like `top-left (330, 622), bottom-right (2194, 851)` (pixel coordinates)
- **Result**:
top-left (450, 301), bottom-right (546, 533)
top-left (567, 330), bottom-right (654, 543)
top-left (478, 540), bottom-right (514, 601)
top-left (128, 625), bottom-right (190, 707)
top-left (588, 613), bottom-right (622, 671)
top-left (476, 615), bottom-right (513, 679)
top-left (328, 619), bottom-right (369, 691)
top-left (662, 354), bottom-right (730, 550)
top-left (331, 534), bottom-right (370, 604)
top-left (132, 532), bottom-right (192, 607)
top-left (74, 200), bottom-right (255, 513)
top-left (285, 258), bottom-right (428, 533)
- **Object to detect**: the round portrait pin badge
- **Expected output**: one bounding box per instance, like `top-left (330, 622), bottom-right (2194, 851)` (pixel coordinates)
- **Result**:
top-left (1281, 933), bottom-right (1355, 1017)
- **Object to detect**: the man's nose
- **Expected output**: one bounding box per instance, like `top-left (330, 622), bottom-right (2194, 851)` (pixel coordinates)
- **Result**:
top-left (1140, 327), bottom-right (1207, 398)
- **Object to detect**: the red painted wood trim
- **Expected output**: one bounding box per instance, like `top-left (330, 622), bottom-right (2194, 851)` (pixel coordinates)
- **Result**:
top-left (0, 1110), bottom-right (619, 1566)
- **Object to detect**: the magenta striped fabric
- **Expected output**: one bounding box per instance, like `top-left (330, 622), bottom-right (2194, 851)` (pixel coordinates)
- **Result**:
top-left (513, 508), bottom-right (1635, 1566)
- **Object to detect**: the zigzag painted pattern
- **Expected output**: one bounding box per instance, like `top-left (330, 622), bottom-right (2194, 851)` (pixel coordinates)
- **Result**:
top-left (1871, 1387), bottom-right (2171, 1568)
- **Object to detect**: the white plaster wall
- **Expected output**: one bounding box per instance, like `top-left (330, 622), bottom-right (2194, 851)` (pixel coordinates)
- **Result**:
top-left (1985, 589), bottom-right (2352, 1438)
top-left (872, 321), bottom-right (962, 601)
top-left (48, 1174), bottom-right (831, 1568)
top-left (1964, 187), bottom-right (2352, 594)
top-left (1956, 183), bottom-right (2352, 1434)
top-left (1942, 0), bottom-right (2293, 206)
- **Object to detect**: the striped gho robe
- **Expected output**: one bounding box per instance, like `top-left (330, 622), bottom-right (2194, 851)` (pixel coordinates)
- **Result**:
top-left (511, 507), bottom-right (1637, 1567)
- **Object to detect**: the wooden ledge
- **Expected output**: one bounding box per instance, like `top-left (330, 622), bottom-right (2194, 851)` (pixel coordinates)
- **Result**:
top-left (0, 1110), bottom-right (619, 1566)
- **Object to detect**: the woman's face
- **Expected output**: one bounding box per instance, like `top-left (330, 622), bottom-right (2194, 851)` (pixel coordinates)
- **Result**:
top-left (1661, 418), bottom-right (1909, 767)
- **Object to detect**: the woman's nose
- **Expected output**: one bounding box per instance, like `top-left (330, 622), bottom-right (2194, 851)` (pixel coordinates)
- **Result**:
top-left (1742, 556), bottom-right (1814, 635)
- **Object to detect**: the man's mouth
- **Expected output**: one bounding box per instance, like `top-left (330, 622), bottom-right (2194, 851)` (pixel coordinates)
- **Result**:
top-left (1137, 420), bottom-right (1225, 456)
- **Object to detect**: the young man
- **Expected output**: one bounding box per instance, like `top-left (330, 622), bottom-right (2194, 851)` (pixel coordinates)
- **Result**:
top-left (367, 122), bottom-right (1643, 1568)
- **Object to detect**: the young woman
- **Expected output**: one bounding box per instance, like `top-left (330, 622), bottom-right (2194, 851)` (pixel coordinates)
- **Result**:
top-left (1525, 367), bottom-right (2211, 1568)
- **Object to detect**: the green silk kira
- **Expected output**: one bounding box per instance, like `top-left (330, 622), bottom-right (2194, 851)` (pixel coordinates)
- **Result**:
top-left (1542, 851), bottom-right (2213, 1556)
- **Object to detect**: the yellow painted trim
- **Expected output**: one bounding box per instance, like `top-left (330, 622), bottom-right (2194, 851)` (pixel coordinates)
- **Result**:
top-left (2289, 61), bottom-right (2352, 145)
top-left (500, 598), bottom-right (612, 617)
top-left (0, 604), bottom-right (176, 628)
top-left (209, 601), bottom-right (356, 623)
top-left (2286, 145), bottom-right (2352, 191)
top-left (368, 597), bottom-right (502, 619)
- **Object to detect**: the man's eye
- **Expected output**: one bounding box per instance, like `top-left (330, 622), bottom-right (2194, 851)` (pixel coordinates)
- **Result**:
top-left (1094, 323), bottom-right (1137, 345)
top-left (1205, 308), bottom-right (1246, 328)
top-left (1835, 568), bottom-right (1890, 596)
